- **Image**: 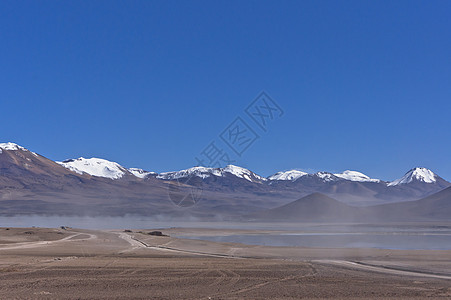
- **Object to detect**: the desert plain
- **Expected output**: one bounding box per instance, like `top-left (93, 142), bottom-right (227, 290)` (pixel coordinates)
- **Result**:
top-left (0, 226), bottom-right (450, 299)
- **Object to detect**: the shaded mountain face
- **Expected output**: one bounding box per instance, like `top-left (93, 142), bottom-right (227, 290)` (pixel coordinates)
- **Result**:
top-left (0, 142), bottom-right (449, 218)
top-left (0, 143), bottom-right (171, 215)
top-left (248, 193), bottom-right (361, 222)
top-left (1, 143), bottom-right (72, 177)
top-left (369, 186), bottom-right (451, 221)
top-left (0, 143), bottom-right (89, 195)
top-left (249, 188), bottom-right (451, 223)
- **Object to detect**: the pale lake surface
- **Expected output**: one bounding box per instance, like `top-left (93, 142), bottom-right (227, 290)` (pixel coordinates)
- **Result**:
top-left (178, 232), bottom-right (451, 250)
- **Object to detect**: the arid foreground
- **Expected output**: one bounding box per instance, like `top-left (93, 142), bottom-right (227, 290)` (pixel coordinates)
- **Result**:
top-left (0, 227), bottom-right (451, 299)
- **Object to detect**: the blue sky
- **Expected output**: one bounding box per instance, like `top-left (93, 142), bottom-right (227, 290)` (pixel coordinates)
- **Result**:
top-left (1, 0), bottom-right (450, 181)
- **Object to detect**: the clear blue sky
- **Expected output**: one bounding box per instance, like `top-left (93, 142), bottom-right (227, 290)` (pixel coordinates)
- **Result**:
top-left (1, 0), bottom-right (450, 181)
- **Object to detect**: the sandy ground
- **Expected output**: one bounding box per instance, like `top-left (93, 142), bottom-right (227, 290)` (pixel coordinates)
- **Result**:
top-left (0, 227), bottom-right (73, 244)
top-left (0, 227), bottom-right (450, 299)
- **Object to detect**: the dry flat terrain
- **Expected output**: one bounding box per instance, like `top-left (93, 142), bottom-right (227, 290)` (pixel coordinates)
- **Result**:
top-left (0, 227), bottom-right (450, 299)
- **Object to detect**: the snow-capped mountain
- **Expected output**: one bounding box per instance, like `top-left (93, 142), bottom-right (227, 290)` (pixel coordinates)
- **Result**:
top-left (158, 166), bottom-right (218, 180)
top-left (157, 165), bottom-right (266, 183)
top-left (0, 142), bottom-right (26, 152)
top-left (0, 142), bottom-right (37, 155)
top-left (388, 167), bottom-right (438, 186)
top-left (334, 170), bottom-right (381, 183)
top-left (0, 142), bottom-right (101, 198)
top-left (312, 172), bottom-right (339, 182)
top-left (222, 165), bottom-right (267, 182)
top-left (57, 157), bottom-right (129, 180)
top-left (267, 170), bottom-right (308, 181)
top-left (310, 170), bottom-right (381, 183)
top-left (267, 170), bottom-right (380, 183)
top-left (128, 168), bottom-right (157, 179)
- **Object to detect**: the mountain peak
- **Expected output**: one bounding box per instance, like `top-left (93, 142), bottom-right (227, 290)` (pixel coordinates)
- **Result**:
top-left (222, 165), bottom-right (267, 182)
top-left (57, 157), bottom-right (128, 180)
top-left (267, 170), bottom-right (308, 181)
top-left (334, 170), bottom-right (380, 183)
top-left (313, 172), bottom-right (338, 182)
top-left (128, 168), bottom-right (157, 178)
top-left (0, 142), bottom-right (38, 156)
top-left (0, 142), bottom-right (27, 153)
top-left (157, 165), bottom-right (265, 182)
top-left (388, 167), bottom-right (437, 186)
top-left (157, 166), bottom-right (216, 180)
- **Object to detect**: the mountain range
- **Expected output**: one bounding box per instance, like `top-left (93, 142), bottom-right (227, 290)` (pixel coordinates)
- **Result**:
top-left (0, 142), bottom-right (450, 220)
top-left (249, 186), bottom-right (451, 222)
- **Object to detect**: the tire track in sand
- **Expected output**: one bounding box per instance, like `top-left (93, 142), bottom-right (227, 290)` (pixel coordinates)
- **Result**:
top-left (315, 260), bottom-right (451, 280)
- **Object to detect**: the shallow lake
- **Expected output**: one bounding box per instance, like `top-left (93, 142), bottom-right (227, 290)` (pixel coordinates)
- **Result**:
top-left (177, 231), bottom-right (451, 250)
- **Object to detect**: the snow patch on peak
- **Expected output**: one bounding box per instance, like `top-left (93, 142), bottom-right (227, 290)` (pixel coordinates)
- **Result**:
top-left (0, 142), bottom-right (37, 156)
top-left (268, 170), bottom-right (308, 181)
top-left (57, 157), bottom-right (127, 179)
top-left (388, 167), bottom-right (437, 186)
top-left (314, 172), bottom-right (338, 182)
top-left (334, 170), bottom-right (380, 183)
top-left (0, 142), bottom-right (26, 151)
top-left (222, 165), bottom-right (267, 182)
top-left (128, 168), bottom-right (157, 179)
top-left (157, 165), bottom-right (265, 182)
top-left (157, 166), bottom-right (218, 180)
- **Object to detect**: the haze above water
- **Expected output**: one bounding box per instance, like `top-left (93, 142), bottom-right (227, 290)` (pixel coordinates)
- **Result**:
top-left (2, 216), bottom-right (451, 250)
